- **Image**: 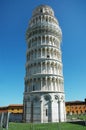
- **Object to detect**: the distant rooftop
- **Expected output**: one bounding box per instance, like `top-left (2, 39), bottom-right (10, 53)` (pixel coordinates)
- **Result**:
top-left (66, 100), bottom-right (86, 105)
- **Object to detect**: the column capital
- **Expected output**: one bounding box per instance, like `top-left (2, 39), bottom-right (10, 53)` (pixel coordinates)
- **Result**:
top-left (40, 100), bottom-right (42, 102)
top-left (50, 100), bottom-right (53, 102)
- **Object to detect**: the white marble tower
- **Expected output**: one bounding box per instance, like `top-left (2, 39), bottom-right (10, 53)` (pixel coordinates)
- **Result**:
top-left (23, 5), bottom-right (66, 123)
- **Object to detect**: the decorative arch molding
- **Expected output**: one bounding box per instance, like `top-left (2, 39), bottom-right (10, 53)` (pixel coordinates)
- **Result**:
top-left (54, 95), bottom-right (60, 100)
top-left (60, 95), bottom-right (65, 102)
top-left (44, 94), bottom-right (51, 101)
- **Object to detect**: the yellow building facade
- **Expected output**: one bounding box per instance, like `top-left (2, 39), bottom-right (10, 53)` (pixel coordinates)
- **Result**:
top-left (66, 100), bottom-right (86, 115)
top-left (0, 104), bottom-right (23, 122)
top-left (0, 104), bottom-right (23, 114)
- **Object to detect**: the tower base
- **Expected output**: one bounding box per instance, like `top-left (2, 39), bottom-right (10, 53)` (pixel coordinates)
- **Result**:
top-left (23, 92), bottom-right (66, 123)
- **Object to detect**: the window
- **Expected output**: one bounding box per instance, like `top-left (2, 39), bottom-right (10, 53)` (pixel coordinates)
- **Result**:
top-left (72, 111), bottom-right (74, 114)
top-left (46, 109), bottom-right (48, 116)
top-left (33, 86), bottom-right (35, 91)
top-left (40, 9), bottom-right (43, 13)
top-left (80, 110), bottom-right (82, 114)
top-left (76, 111), bottom-right (78, 114)
top-left (47, 55), bottom-right (50, 58)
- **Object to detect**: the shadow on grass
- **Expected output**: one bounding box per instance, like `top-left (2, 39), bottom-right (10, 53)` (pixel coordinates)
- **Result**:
top-left (68, 120), bottom-right (86, 126)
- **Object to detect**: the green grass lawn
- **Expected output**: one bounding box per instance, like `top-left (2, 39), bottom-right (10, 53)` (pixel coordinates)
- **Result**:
top-left (67, 114), bottom-right (86, 120)
top-left (6, 122), bottom-right (86, 130)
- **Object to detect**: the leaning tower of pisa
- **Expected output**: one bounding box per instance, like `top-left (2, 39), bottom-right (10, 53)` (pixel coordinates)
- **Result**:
top-left (23, 5), bottom-right (66, 123)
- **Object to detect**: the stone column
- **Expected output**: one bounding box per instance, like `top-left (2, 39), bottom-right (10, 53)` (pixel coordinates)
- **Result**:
top-left (41, 16), bottom-right (42, 22)
top-left (32, 79), bottom-right (33, 91)
top-left (56, 100), bottom-right (59, 122)
top-left (45, 48), bottom-right (47, 58)
top-left (53, 78), bottom-right (55, 91)
top-left (59, 99), bottom-right (64, 122)
top-left (25, 100), bottom-right (28, 122)
top-left (58, 100), bottom-right (61, 122)
top-left (40, 48), bottom-right (42, 58)
top-left (41, 78), bottom-right (42, 90)
top-left (41, 62), bottom-right (42, 74)
top-left (49, 78), bottom-right (52, 91)
top-left (50, 100), bottom-right (53, 122)
top-left (45, 61), bottom-right (47, 74)
top-left (63, 100), bottom-right (66, 121)
top-left (55, 79), bottom-right (57, 91)
top-left (40, 100), bottom-right (43, 123)
top-left (47, 63), bottom-right (49, 74)
top-left (23, 100), bottom-right (26, 122)
top-left (45, 77), bottom-right (47, 90)
top-left (27, 100), bottom-right (31, 122)
top-left (58, 79), bottom-right (60, 91)
top-left (45, 35), bottom-right (46, 44)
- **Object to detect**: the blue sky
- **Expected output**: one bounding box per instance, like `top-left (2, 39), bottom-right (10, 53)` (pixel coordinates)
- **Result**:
top-left (0, 0), bottom-right (86, 106)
